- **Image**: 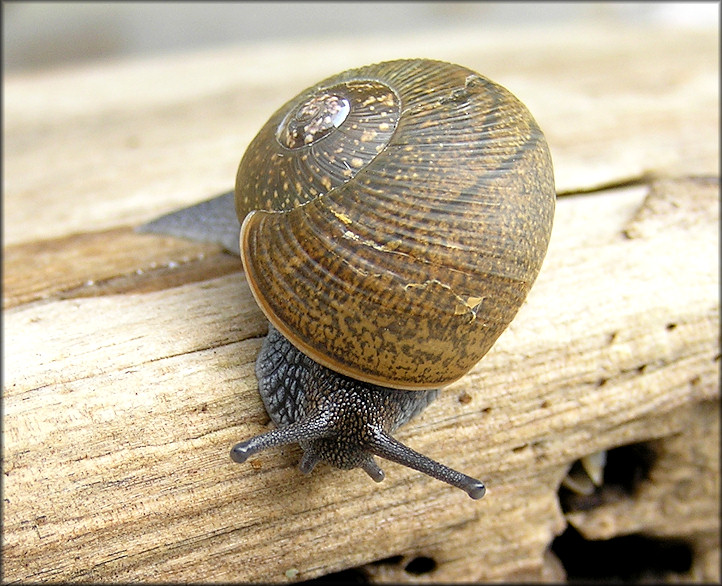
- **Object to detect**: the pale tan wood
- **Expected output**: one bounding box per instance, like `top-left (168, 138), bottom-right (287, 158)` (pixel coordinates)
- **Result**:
top-left (3, 23), bottom-right (719, 583)
top-left (1, 228), bottom-right (240, 309)
top-left (3, 179), bottom-right (718, 583)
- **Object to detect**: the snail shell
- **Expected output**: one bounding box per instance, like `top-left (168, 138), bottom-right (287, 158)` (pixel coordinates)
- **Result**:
top-left (139, 58), bottom-right (556, 498)
top-left (235, 58), bottom-right (555, 390)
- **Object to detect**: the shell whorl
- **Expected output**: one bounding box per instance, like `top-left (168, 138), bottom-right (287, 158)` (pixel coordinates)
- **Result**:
top-left (236, 59), bottom-right (555, 390)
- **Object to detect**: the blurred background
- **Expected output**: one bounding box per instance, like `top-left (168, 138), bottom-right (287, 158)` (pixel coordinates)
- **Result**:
top-left (3, 1), bottom-right (717, 74)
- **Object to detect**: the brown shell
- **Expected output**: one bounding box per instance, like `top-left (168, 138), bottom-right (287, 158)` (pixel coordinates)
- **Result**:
top-left (235, 59), bottom-right (555, 390)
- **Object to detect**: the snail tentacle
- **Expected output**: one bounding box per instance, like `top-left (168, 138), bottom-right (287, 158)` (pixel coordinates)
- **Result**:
top-left (360, 458), bottom-right (385, 482)
top-left (367, 428), bottom-right (486, 500)
top-left (298, 449), bottom-right (321, 474)
top-left (230, 414), bottom-right (334, 464)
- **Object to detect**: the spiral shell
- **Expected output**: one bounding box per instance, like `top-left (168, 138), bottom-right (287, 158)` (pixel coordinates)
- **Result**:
top-left (235, 59), bottom-right (555, 390)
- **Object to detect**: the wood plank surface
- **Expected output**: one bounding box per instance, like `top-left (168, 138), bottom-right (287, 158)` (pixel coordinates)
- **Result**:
top-left (3, 23), bottom-right (719, 583)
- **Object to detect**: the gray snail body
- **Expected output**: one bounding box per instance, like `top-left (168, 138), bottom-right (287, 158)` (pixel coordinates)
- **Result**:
top-left (242, 324), bottom-right (467, 492)
top-left (141, 59), bottom-right (555, 499)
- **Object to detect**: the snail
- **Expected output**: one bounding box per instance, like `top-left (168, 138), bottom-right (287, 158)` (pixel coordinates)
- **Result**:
top-left (140, 59), bottom-right (555, 499)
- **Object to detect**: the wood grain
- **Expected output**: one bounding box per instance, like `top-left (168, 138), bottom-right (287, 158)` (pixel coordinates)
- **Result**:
top-left (3, 23), bottom-right (719, 583)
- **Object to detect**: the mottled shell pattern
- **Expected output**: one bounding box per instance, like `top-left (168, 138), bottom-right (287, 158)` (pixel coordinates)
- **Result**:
top-left (235, 59), bottom-right (555, 390)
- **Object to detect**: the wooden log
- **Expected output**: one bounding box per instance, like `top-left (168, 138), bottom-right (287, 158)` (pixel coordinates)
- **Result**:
top-left (3, 23), bottom-right (718, 582)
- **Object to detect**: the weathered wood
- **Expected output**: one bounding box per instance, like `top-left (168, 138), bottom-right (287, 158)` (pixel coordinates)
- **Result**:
top-left (1, 228), bottom-right (240, 309)
top-left (3, 23), bottom-right (719, 583)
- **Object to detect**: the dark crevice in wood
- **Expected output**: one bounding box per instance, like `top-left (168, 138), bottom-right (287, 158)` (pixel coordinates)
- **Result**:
top-left (552, 525), bottom-right (693, 581)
